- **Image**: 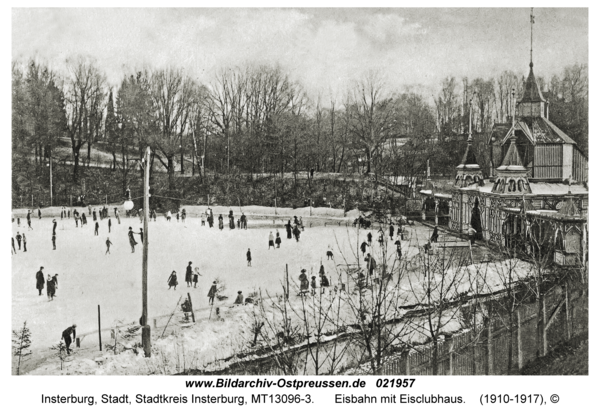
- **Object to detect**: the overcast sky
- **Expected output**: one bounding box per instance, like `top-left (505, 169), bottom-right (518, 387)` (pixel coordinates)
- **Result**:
top-left (12, 8), bottom-right (588, 100)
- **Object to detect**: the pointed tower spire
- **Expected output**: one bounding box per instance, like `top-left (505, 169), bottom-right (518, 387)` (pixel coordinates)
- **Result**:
top-left (455, 96), bottom-right (484, 188)
top-left (530, 8), bottom-right (535, 68)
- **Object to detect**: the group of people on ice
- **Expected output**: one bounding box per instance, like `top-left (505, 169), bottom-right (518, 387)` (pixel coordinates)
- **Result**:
top-left (298, 266), bottom-right (330, 296)
top-left (34, 266), bottom-right (58, 301)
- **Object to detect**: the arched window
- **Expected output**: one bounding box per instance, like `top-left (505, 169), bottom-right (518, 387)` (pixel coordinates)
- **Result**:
top-left (508, 180), bottom-right (516, 192)
top-left (517, 180), bottom-right (523, 192)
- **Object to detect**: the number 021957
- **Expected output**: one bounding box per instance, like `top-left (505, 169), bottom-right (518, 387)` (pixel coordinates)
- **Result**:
top-left (375, 379), bottom-right (415, 388)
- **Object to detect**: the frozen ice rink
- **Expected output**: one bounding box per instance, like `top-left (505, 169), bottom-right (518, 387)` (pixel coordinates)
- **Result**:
top-left (12, 216), bottom-right (427, 350)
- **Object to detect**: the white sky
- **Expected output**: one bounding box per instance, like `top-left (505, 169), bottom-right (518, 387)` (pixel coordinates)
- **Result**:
top-left (12, 8), bottom-right (588, 100)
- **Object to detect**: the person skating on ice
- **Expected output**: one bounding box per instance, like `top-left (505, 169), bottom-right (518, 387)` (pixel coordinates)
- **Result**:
top-left (138, 228), bottom-right (144, 243)
top-left (389, 223), bottom-right (394, 240)
top-left (52, 219), bottom-right (57, 235)
top-left (208, 281), bottom-right (217, 305)
top-left (275, 231), bottom-right (281, 248)
top-left (22, 233), bottom-right (27, 252)
top-left (285, 220), bottom-right (292, 239)
top-left (52, 233), bottom-right (56, 250)
top-left (108, 217), bottom-right (112, 233)
top-left (105, 237), bottom-right (113, 254)
top-left (367, 231), bottom-right (372, 245)
top-left (193, 267), bottom-right (200, 288)
top-left (218, 214), bottom-right (224, 230)
top-left (16, 232), bottom-right (22, 250)
top-left (268, 232), bottom-right (275, 250)
top-left (93, 208), bottom-right (97, 221)
top-left (185, 261), bottom-right (193, 287)
top-left (167, 271), bottom-right (178, 290)
top-left (47, 274), bottom-right (57, 301)
top-left (35, 267), bottom-right (45, 296)
top-left (326, 245), bottom-right (333, 260)
top-left (128, 227), bottom-right (138, 253)
top-left (94, 221), bottom-right (99, 236)
top-left (247, 248), bottom-right (252, 266)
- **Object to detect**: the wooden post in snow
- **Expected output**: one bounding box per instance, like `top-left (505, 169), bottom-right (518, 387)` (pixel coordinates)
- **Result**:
top-left (187, 292), bottom-right (196, 323)
top-left (98, 304), bottom-right (102, 351)
top-left (286, 264), bottom-right (289, 300)
top-left (542, 294), bottom-right (548, 357)
top-left (565, 282), bottom-right (571, 340)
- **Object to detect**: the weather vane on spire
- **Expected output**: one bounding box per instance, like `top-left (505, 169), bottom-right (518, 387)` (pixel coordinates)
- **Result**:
top-left (530, 8), bottom-right (535, 67)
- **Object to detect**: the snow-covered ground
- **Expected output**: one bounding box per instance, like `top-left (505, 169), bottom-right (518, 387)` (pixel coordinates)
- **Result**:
top-left (12, 216), bottom-right (434, 355)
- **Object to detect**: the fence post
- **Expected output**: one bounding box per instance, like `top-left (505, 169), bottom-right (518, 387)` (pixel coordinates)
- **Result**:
top-left (517, 307), bottom-right (523, 370)
top-left (448, 336), bottom-right (454, 376)
top-left (187, 292), bottom-right (196, 323)
top-left (542, 294), bottom-right (548, 357)
top-left (565, 282), bottom-right (571, 340)
top-left (402, 350), bottom-right (410, 375)
top-left (486, 301), bottom-right (493, 375)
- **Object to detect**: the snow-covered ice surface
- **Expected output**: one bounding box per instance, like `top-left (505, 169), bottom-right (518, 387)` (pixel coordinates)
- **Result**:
top-left (12, 217), bottom-right (429, 352)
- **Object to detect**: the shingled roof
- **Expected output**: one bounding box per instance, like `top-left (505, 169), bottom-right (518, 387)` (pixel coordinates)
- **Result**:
top-left (497, 137), bottom-right (527, 171)
top-left (519, 63), bottom-right (546, 104)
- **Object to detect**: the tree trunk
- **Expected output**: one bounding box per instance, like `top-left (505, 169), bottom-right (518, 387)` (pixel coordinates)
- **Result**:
top-left (73, 152), bottom-right (81, 183)
top-left (167, 156), bottom-right (175, 190)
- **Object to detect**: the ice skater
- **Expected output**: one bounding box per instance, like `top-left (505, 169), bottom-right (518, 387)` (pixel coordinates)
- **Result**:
top-left (94, 221), bottom-right (99, 236)
top-left (93, 208), bottom-right (97, 221)
top-left (185, 261), bottom-right (193, 287)
top-left (275, 231), bottom-right (281, 248)
top-left (208, 281), bottom-right (217, 305)
top-left (47, 274), bottom-right (57, 301)
top-left (52, 219), bottom-right (57, 235)
top-left (61, 324), bottom-right (76, 354)
top-left (430, 226), bottom-right (439, 243)
top-left (81, 212), bottom-right (87, 226)
top-left (201, 212), bottom-right (206, 226)
top-left (268, 232), bottom-right (275, 249)
top-left (128, 227), bottom-right (138, 253)
top-left (138, 228), bottom-right (144, 243)
top-left (182, 209), bottom-right (186, 223)
top-left (218, 214), bottom-right (224, 230)
top-left (320, 273), bottom-right (330, 294)
top-left (389, 223), bottom-right (394, 240)
top-left (293, 225), bottom-right (301, 242)
top-left (16, 232), bottom-right (22, 250)
top-left (27, 210), bottom-right (33, 230)
top-left (285, 220), bottom-right (292, 239)
top-left (52, 233), bottom-right (56, 250)
top-left (310, 276), bottom-right (317, 296)
top-left (22, 233), bottom-right (27, 252)
top-left (115, 208), bottom-right (120, 224)
top-left (247, 248), bottom-right (252, 266)
top-left (395, 239), bottom-right (402, 259)
top-left (35, 267), bottom-right (45, 295)
top-left (360, 240), bottom-right (368, 257)
top-left (176, 211), bottom-right (180, 222)
top-left (241, 212), bottom-right (247, 229)
top-left (193, 267), bottom-right (200, 288)
top-left (105, 237), bottom-right (113, 254)
top-left (108, 218), bottom-right (112, 233)
top-left (167, 271), bottom-right (178, 290)
top-left (166, 210), bottom-right (172, 222)
top-left (367, 232), bottom-right (372, 245)
top-left (38, 208), bottom-right (42, 220)
top-left (326, 245), bottom-right (333, 260)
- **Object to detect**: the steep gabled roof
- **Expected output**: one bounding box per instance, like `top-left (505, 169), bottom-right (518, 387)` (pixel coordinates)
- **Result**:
top-left (497, 137), bottom-right (527, 171)
top-left (519, 64), bottom-right (546, 104)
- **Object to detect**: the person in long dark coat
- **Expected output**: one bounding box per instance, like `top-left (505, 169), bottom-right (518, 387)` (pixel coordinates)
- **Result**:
top-left (320, 273), bottom-right (330, 294)
top-left (293, 225), bottom-right (300, 242)
top-left (395, 239), bottom-right (402, 258)
top-left (16, 232), bottom-right (22, 250)
top-left (208, 281), bottom-right (217, 305)
top-left (367, 232), bottom-right (372, 245)
top-left (38, 208), bottom-right (42, 220)
top-left (218, 214), bottom-right (224, 230)
top-left (47, 274), bottom-right (57, 301)
top-left (62, 324), bottom-right (76, 354)
top-left (247, 248), bottom-right (252, 266)
top-left (430, 226), bottom-right (439, 243)
top-left (27, 210), bottom-right (33, 230)
top-left (108, 218), bottom-right (112, 233)
top-left (285, 220), bottom-right (292, 239)
top-left (365, 253), bottom-right (377, 276)
top-left (138, 228), bottom-right (144, 243)
top-left (299, 270), bottom-right (309, 292)
top-left (81, 212), bottom-right (87, 226)
top-left (35, 267), bottom-right (45, 295)
top-left (275, 231), bottom-right (281, 248)
top-left (319, 264), bottom-right (325, 277)
top-left (105, 237), bottom-right (113, 254)
top-left (94, 221), bottom-right (99, 236)
top-left (52, 233), bottom-right (56, 250)
top-left (93, 209), bottom-right (97, 221)
top-left (389, 224), bottom-right (394, 240)
top-left (360, 241), bottom-right (368, 257)
top-left (128, 227), bottom-right (138, 253)
top-left (22, 233), bottom-right (27, 252)
top-left (182, 209), bottom-right (187, 223)
top-left (167, 271), bottom-right (178, 290)
top-left (208, 209), bottom-right (214, 228)
top-left (229, 215), bottom-right (235, 230)
top-left (185, 261), bottom-right (193, 287)
top-left (52, 219), bottom-right (57, 235)
top-left (241, 213), bottom-right (247, 229)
